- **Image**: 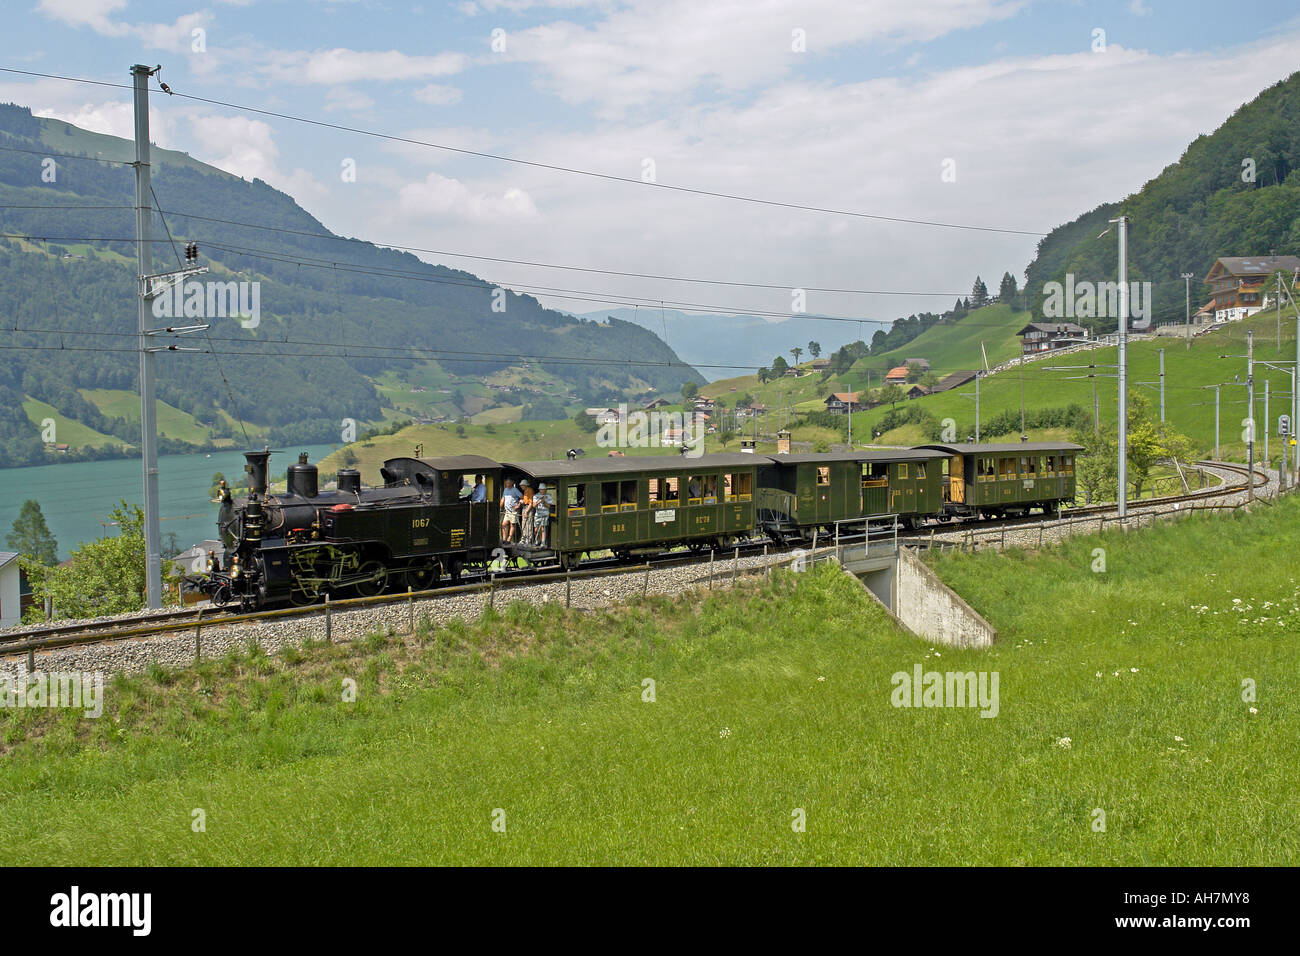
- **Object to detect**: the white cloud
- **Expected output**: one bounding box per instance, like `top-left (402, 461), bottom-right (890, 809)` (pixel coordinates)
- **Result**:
top-left (499, 0), bottom-right (1027, 114)
top-left (186, 114), bottom-right (281, 181)
top-left (325, 86), bottom-right (377, 112)
top-left (263, 48), bottom-right (470, 85)
top-left (34, 0), bottom-right (130, 35)
top-left (412, 83), bottom-right (464, 105)
top-left (397, 170), bottom-right (538, 221)
top-left (35, 0), bottom-right (213, 52)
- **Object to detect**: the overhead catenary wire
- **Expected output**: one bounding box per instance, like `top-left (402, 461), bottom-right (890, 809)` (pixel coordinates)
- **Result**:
top-left (0, 67), bottom-right (1046, 237)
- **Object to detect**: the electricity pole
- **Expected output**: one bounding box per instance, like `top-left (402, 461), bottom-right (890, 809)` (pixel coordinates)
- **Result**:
top-left (133, 64), bottom-right (162, 609)
top-left (1264, 377), bottom-right (1270, 470)
top-left (1112, 215), bottom-right (1130, 519)
top-left (1247, 329), bottom-right (1255, 501)
top-left (1215, 385), bottom-right (1220, 458)
top-left (1159, 348), bottom-right (1165, 422)
top-left (975, 371), bottom-right (980, 442)
top-left (1181, 272), bottom-right (1194, 349)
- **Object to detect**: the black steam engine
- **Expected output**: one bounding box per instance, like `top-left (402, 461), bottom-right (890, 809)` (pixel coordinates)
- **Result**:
top-left (192, 449), bottom-right (501, 610)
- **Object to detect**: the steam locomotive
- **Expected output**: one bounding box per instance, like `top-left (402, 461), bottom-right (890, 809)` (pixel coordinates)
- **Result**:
top-left (194, 449), bottom-right (503, 609)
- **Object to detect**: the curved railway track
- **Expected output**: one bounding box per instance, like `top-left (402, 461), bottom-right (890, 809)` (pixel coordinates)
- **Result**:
top-left (0, 460), bottom-right (1272, 659)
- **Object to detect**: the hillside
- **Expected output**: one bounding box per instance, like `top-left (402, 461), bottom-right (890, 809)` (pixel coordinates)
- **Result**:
top-left (0, 103), bottom-right (702, 467)
top-left (1025, 70), bottom-right (1300, 329)
top-left (862, 303), bottom-right (1026, 378)
top-left (850, 306), bottom-right (1300, 461)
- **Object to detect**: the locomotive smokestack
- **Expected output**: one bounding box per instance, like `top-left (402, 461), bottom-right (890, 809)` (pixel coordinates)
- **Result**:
top-left (244, 447), bottom-right (271, 496)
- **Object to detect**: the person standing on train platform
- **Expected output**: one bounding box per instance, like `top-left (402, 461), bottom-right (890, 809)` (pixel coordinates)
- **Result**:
top-left (532, 482), bottom-right (554, 549)
top-left (500, 477), bottom-right (521, 544)
top-left (518, 479), bottom-right (536, 546)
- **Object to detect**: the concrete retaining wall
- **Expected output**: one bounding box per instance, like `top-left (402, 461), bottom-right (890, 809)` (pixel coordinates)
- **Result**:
top-left (894, 547), bottom-right (996, 648)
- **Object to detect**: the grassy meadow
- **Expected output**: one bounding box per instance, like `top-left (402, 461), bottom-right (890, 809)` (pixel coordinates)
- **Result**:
top-left (1, 494), bottom-right (1296, 865)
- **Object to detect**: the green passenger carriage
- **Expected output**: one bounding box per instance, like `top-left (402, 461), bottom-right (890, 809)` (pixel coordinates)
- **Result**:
top-left (916, 441), bottom-right (1083, 517)
top-left (754, 450), bottom-right (950, 538)
top-left (505, 453), bottom-right (762, 565)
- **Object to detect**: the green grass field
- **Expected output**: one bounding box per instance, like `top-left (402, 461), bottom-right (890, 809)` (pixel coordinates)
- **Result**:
top-left (79, 388), bottom-right (229, 445)
top-left (21, 397), bottom-right (119, 449)
top-left (1, 493), bottom-right (1295, 865)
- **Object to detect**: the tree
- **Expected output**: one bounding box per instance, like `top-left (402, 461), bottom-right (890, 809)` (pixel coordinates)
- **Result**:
top-left (24, 501), bottom-right (180, 620)
top-left (1072, 425), bottom-right (1118, 505)
top-left (905, 361), bottom-right (924, 383)
top-left (772, 355), bottom-right (789, 373)
top-left (790, 347), bottom-right (804, 366)
top-left (208, 472), bottom-right (227, 499)
top-left (879, 384), bottom-right (904, 407)
top-left (808, 341), bottom-right (821, 358)
top-left (341, 447), bottom-right (360, 466)
top-left (920, 371), bottom-right (940, 390)
top-left (7, 499), bottom-right (57, 566)
top-left (718, 428), bottom-right (734, 449)
top-left (682, 381), bottom-right (699, 402)
top-left (572, 408), bottom-right (600, 434)
top-left (998, 271), bottom-right (1019, 304)
top-left (757, 366), bottom-right (770, 384)
top-left (971, 276), bottom-right (990, 308)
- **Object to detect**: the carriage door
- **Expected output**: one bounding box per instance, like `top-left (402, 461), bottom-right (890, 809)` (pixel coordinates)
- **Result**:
top-left (950, 454), bottom-right (965, 504)
top-left (815, 465), bottom-right (832, 523)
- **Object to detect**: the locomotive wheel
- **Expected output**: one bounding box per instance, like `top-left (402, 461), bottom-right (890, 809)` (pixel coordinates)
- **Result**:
top-left (354, 560), bottom-right (389, 597)
top-left (687, 540), bottom-right (708, 554)
top-left (406, 561), bottom-right (440, 591)
top-left (289, 585), bottom-right (318, 607)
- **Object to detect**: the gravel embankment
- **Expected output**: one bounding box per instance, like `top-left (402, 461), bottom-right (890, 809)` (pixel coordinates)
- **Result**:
top-left (0, 551), bottom-right (780, 680)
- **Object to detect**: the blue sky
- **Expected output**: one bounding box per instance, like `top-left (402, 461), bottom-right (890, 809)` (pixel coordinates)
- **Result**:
top-left (3, 0), bottom-right (1300, 329)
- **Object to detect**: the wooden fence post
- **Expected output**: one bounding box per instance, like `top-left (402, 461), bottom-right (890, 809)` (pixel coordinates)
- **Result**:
top-left (565, 570), bottom-right (572, 608)
top-left (324, 594), bottom-right (332, 645)
top-left (709, 549), bottom-right (715, 590)
top-left (643, 561), bottom-right (651, 595)
top-left (194, 607), bottom-right (203, 662)
top-left (407, 586), bottom-right (414, 634)
top-left (732, 546), bottom-right (739, 585)
top-left (489, 574), bottom-right (496, 609)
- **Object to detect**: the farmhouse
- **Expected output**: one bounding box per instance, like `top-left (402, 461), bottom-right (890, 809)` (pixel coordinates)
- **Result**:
top-left (1018, 322), bottom-right (1087, 354)
top-left (884, 366), bottom-right (910, 384)
top-left (824, 391), bottom-right (862, 414)
top-left (930, 370), bottom-right (979, 393)
top-left (1203, 256), bottom-right (1300, 322)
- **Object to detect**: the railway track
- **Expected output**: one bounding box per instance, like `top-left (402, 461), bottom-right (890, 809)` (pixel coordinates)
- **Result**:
top-left (0, 535), bottom-right (782, 658)
top-left (1, 460), bottom-right (1270, 659)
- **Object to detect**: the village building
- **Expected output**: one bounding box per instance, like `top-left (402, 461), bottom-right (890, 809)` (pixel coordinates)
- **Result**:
top-left (1202, 256), bottom-right (1300, 322)
top-left (1017, 321), bottom-right (1087, 354)
top-left (929, 370), bottom-right (979, 393)
top-left (824, 391), bottom-right (862, 414)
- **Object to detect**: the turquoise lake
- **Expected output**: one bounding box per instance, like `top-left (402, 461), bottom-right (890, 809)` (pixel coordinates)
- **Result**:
top-left (0, 444), bottom-right (338, 559)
